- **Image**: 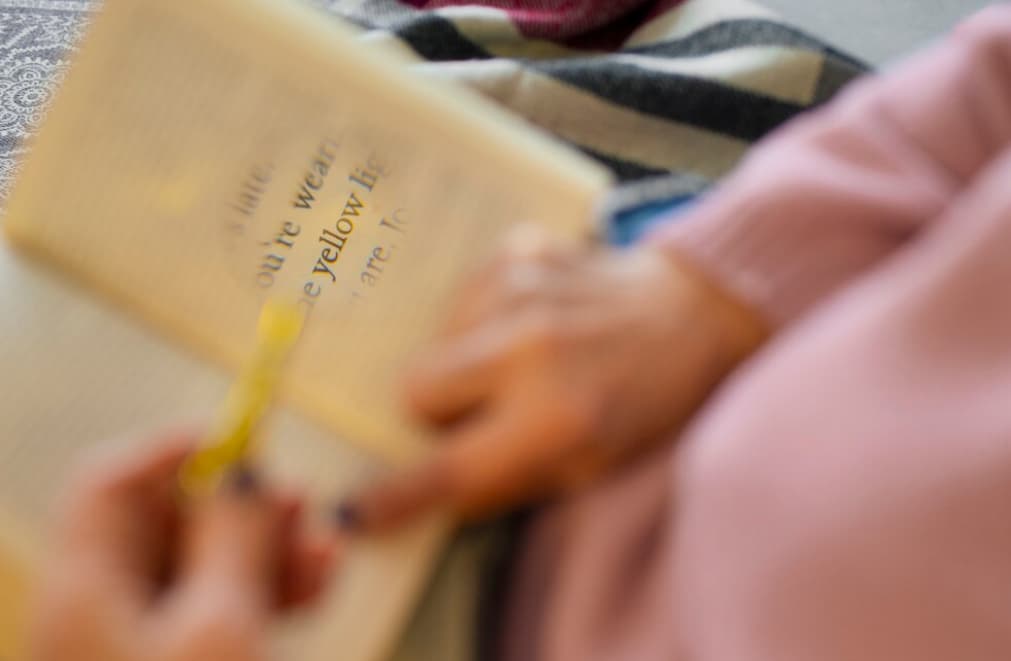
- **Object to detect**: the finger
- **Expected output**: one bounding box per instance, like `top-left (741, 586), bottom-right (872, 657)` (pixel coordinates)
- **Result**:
top-left (403, 329), bottom-right (510, 426)
top-left (164, 476), bottom-right (330, 661)
top-left (340, 398), bottom-right (571, 531)
top-left (278, 535), bottom-right (340, 609)
top-left (502, 223), bottom-right (563, 261)
top-left (443, 226), bottom-right (580, 337)
top-left (335, 455), bottom-right (450, 533)
top-left (273, 496), bottom-right (302, 608)
top-left (56, 433), bottom-right (194, 590)
top-left (407, 308), bottom-right (580, 427)
top-left (174, 467), bottom-right (284, 618)
top-left (442, 259), bottom-right (543, 337)
top-left (274, 496), bottom-right (340, 609)
top-left (500, 225), bottom-right (586, 275)
top-left (441, 404), bottom-right (571, 519)
top-left (72, 430), bottom-right (194, 497)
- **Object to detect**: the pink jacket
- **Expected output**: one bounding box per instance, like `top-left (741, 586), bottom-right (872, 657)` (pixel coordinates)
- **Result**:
top-left (503, 6), bottom-right (1011, 661)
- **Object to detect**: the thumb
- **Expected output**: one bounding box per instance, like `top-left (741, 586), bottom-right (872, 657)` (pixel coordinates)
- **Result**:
top-left (338, 403), bottom-right (565, 532)
top-left (174, 467), bottom-right (284, 622)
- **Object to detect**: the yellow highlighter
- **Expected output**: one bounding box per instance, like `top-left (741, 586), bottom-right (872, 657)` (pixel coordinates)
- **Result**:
top-left (179, 299), bottom-right (305, 497)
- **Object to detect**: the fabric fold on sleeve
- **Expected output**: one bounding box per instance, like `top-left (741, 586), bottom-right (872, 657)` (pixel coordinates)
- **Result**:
top-left (650, 4), bottom-right (1011, 327)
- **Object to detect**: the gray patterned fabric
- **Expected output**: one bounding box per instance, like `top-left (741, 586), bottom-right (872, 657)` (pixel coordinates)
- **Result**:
top-left (0, 0), bottom-right (92, 202)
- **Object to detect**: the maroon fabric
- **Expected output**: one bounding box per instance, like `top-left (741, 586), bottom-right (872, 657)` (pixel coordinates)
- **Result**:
top-left (397, 0), bottom-right (684, 40)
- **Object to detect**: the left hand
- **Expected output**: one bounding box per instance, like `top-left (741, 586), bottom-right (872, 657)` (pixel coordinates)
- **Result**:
top-left (28, 431), bottom-right (337, 661)
top-left (341, 228), bottom-right (766, 530)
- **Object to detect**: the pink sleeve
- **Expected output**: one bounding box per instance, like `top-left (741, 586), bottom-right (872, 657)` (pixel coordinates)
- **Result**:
top-left (652, 5), bottom-right (1011, 326)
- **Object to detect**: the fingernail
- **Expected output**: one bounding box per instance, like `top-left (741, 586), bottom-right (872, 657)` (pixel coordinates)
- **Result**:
top-left (332, 500), bottom-right (362, 532)
top-left (226, 465), bottom-right (261, 496)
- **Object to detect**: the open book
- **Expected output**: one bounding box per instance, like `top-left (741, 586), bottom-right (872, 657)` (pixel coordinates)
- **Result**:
top-left (0, 0), bottom-right (610, 658)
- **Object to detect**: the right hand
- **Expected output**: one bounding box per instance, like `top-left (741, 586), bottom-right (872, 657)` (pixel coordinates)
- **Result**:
top-left (343, 229), bottom-right (767, 530)
top-left (29, 431), bottom-right (338, 661)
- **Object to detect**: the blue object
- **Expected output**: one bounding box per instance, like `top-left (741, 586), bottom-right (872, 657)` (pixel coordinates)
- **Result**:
top-left (608, 194), bottom-right (698, 246)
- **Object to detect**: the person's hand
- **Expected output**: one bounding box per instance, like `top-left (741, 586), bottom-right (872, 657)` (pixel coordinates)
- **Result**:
top-left (29, 431), bottom-right (337, 661)
top-left (343, 228), bottom-right (767, 529)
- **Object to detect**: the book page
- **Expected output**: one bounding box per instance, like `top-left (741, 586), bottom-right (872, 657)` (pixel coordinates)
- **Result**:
top-left (5, 0), bottom-right (610, 462)
top-left (1, 0), bottom-right (610, 658)
top-left (0, 239), bottom-right (446, 661)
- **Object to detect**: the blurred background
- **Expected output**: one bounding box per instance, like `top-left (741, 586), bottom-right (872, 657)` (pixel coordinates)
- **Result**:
top-left (765, 0), bottom-right (993, 64)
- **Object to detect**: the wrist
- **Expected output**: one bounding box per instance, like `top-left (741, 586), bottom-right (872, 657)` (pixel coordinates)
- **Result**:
top-left (651, 246), bottom-right (769, 377)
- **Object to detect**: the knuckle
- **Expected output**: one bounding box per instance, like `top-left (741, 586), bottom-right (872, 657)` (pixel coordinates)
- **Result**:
top-left (516, 309), bottom-right (566, 355)
top-left (496, 259), bottom-right (547, 304)
top-left (503, 264), bottom-right (539, 293)
top-left (487, 250), bottom-right (528, 283)
top-left (175, 608), bottom-right (261, 660)
top-left (549, 392), bottom-right (600, 444)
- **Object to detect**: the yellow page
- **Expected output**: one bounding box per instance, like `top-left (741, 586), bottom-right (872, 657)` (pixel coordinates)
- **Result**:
top-left (0, 239), bottom-right (449, 661)
top-left (5, 0), bottom-right (609, 462)
top-left (1, 0), bottom-right (610, 658)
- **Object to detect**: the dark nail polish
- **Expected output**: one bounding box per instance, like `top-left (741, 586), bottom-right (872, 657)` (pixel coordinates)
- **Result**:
top-left (332, 500), bottom-right (362, 532)
top-left (227, 465), bottom-right (260, 495)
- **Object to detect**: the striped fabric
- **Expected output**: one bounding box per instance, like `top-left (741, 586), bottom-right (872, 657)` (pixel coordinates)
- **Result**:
top-left (0, 1), bottom-right (867, 218)
top-left (313, 0), bottom-right (868, 222)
